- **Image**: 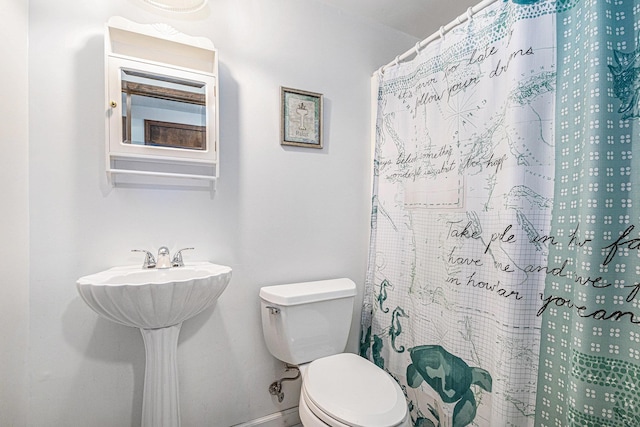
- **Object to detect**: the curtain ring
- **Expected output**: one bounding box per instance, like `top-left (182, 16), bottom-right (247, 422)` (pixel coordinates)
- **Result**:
top-left (414, 41), bottom-right (422, 56)
top-left (378, 66), bottom-right (385, 77)
top-left (439, 26), bottom-right (445, 39)
top-left (394, 55), bottom-right (400, 66)
top-left (466, 7), bottom-right (474, 20)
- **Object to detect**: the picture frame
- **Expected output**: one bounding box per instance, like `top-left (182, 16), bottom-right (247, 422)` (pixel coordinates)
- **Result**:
top-left (280, 86), bottom-right (323, 149)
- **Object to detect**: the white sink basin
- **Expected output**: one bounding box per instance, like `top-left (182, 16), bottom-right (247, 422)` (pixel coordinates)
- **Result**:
top-left (77, 262), bottom-right (232, 329)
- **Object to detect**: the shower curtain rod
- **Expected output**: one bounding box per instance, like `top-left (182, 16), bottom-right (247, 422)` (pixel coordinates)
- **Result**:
top-left (377, 0), bottom-right (498, 75)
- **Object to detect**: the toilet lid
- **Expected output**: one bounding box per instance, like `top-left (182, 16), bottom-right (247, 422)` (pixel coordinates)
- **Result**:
top-left (303, 353), bottom-right (407, 427)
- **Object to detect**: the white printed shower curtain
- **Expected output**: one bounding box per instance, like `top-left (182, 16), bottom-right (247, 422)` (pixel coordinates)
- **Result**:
top-left (361, 0), bottom-right (640, 426)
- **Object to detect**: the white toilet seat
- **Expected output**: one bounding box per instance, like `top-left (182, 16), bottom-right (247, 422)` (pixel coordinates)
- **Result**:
top-left (300, 386), bottom-right (349, 427)
top-left (300, 353), bottom-right (409, 427)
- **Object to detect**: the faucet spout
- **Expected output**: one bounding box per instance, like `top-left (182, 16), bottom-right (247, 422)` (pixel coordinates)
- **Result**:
top-left (156, 246), bottom-right (172, 269)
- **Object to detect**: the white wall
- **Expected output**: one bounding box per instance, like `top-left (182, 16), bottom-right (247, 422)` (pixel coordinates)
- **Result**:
top-left (26, 0), bottom-right (416, 425)
top-left (0, 0), bottom-right (29, 425)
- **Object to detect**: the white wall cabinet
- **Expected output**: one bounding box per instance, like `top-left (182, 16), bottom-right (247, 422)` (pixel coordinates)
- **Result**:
top-left (105, 17), bottom-right (219, 184)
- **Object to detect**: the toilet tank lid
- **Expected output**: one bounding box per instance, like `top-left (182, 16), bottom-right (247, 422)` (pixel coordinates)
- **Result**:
top-left (259, 278), bottom-right (356, 306)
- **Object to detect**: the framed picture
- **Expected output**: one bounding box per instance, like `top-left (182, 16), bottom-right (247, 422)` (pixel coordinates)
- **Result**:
top-left (281, 86), bottom-right (323, 149)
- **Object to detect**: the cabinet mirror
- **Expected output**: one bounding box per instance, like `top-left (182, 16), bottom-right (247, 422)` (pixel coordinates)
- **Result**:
top-left (120, 68), bottom-right (207, 151)
top-left (107, 56), bottom-right (216, 163)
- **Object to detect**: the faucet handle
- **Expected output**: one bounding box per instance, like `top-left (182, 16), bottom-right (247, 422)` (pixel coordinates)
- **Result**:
top-left (131, 249), bottom-right (156, 269)
top-left (172, 247), bottom-right (194, 267)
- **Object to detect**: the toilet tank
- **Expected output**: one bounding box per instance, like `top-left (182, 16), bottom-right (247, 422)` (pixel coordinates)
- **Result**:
top-left (260, 278), bottom-right (356, 365)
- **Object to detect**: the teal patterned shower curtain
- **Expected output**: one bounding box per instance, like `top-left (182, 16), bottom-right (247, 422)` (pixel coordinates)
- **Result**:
top-left (361, 0), bottom-right (640, 426)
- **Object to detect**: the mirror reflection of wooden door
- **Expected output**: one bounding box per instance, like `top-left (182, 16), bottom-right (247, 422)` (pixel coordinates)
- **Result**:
top-left (144, 120), bottom-right (205, 150)
top-left (120, 68), bottom-right (207, 151)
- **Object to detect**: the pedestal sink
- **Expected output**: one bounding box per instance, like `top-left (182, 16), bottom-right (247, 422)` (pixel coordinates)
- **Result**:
top-left (77, 262), bottom-right (232, 427)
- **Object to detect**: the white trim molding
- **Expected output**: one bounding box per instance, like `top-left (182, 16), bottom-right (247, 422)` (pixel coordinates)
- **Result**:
top-left (231, 407), bottom-right (301, 427)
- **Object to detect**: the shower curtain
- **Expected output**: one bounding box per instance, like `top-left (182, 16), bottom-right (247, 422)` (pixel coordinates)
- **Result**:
top-left (361, 0), bottom-right (640, 426)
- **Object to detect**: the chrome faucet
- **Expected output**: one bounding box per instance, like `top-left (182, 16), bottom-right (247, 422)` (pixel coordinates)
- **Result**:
top-left (131, 249), bottom-right (156, 269)
top-left (172, 247), bottom-right (194, 267)
top-left (132, 247), bottom-right (195, 269)
top-left (156, 246), bottom-right (172, 269)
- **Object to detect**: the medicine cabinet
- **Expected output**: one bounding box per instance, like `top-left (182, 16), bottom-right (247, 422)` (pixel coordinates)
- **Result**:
top-left (105, 17), bottom-right (219, 184)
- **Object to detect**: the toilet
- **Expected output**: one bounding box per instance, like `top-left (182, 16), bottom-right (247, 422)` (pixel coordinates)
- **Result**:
top-left (260, 278), bottom-right (409, 427)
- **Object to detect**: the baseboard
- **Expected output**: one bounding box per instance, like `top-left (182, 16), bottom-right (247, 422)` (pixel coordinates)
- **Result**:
top-left (231, 407), bottom-right (301, 427)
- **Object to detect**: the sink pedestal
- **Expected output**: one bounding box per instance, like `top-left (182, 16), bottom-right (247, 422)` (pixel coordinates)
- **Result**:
top-left (140, 324), bottom-right (182, 427)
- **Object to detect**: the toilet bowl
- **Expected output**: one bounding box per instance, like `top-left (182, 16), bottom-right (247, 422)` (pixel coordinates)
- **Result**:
top-left (298, 353), bottom-right (409, 427)
top-left (259, 279), bottom-right (409, 427)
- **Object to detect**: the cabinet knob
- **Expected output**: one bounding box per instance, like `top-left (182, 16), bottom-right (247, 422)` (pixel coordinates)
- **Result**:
top-left (110, 100), bottom-right (117, 108)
